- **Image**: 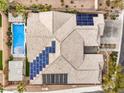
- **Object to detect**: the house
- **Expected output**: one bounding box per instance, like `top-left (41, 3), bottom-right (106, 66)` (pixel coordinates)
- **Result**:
top-left (26, 11), bottom-right (105, 84)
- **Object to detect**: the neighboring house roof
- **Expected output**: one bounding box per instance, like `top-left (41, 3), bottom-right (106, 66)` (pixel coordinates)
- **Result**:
top-left (9, 61), bottom-right (24, 81)
top-left (27, 11), bottom-right (104, 84)
top-left (101, 20), bottom-right (122, 51)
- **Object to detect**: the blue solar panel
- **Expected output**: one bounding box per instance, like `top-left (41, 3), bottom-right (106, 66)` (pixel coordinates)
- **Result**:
top-left (37, 68), bottom-right (39, 74)
top-left (30, 41), bottom-right (56, 80)
top-left (43, 63), bottom-right (45, 68)
top-left (34, 71), bottom-right (36, 77)
top-left (43, 50), bottom-right (46, 55)
top-left (52, 41), bottom-right (56, 47)
top-left (52, 48), bottom-right (55, 53)
top-left (46, 58), bottom-right (48, 64)
top-left (40, 64), bottom-right (42, 71)
top-left (45, 47), bottom-right (49, 53)
top-left (30, 75), bottom-right (33, 80)
top-left (43, 56), bottom-right (45, 61)
top-left (39, 53), bottom-right (42, 57)
top-left (76, 13), bottom-right (98, 26)
top-left (46, 53), bottom-right (48, 58)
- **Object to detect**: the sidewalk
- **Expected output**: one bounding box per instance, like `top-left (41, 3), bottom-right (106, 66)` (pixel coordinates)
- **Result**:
top-left (4, 85), bottom-right (103, 93)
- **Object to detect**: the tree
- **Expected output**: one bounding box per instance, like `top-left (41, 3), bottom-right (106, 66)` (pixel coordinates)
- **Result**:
top-left (17, 82), bottom-right (26, 93)
top-left (102, 52), bottom-right (124, 93)
top-left (15, 4), bottom-right (26, 15)
top-left (0, 0), bottom-right (8, 12)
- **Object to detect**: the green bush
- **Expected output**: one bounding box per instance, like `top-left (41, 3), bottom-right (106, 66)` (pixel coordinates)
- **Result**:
top-left (30, 4), bottom-right (52, 12)
top-left (6, 40), bottom-right (12, 48)
top-left (26, 57), bottom-right (29, 77)
top-left (0, 0), bottom-right (8, 12)
top-left (7, 31), bottom-right (12, 36)
top-left (8, 55), bottom-right (13, 61)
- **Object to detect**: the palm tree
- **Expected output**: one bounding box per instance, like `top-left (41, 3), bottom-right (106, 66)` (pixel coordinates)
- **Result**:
top-left (102, 52), bottom-right (124, 93)
top-left (17, 82), bottom-right (26, 93)
top-left (0, 0), bottom-right (8, 12)
top-left (0, 83), bottom-right (3, 93)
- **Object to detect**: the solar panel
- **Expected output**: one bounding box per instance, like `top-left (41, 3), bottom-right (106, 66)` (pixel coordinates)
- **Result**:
top-left (76, 13), bottom-right (98, 26)
top-left (30, 75), bottom-right (33, 80)
top-left (37, 68), bottom-right (39, 74)
top-left (40, 64), bottom-right (42, 71)
top-left (43, 63), bottom-right (45, 68)
top-left (36, 57), bottom-right (39, 62)
top-left (34, 71), bottom-right (36, 77)
top-left (30, 41), bottom-right (56, 80)
top-left (52, 41), bottom-right (56, 47)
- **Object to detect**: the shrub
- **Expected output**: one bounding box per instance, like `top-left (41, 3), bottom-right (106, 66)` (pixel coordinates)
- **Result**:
top-left (61, 0), bottom-right (64, 3)
top-left (70, 0), bottom-right (74, 4)
top-left (8, 55), bottom-right (13, 61)
top-left (81, 5), bottom-right (84, 7)
top-left (110, 14), bottom-right (117, 20)
top-left (6, 39), bottom-right (12, 48)
top-left (65, 5), bottom-right (69, 8)
top-left (7, 31), bottom-right (12, 36)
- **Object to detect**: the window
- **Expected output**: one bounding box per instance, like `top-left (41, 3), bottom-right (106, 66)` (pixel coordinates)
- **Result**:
top-left (42, 74), bottom-right (68, 84)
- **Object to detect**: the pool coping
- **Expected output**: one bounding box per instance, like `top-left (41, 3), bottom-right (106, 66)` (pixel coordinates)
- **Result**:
top-left (11, 22), bottom-right (26, 58)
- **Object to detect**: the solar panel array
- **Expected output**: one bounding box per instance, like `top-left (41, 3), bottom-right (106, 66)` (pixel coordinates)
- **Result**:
top-left (30, 41), bottom-right (56, 80)
top-left (76, 14), bottom-right (98, 26)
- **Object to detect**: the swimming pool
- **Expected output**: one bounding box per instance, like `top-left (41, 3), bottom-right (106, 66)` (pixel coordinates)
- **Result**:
top-left (12, 23), bottom-right (25, 57)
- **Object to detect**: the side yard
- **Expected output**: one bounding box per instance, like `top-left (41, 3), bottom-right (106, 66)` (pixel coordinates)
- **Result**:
top-left (0, 51), bottom-right (2, 70)
top-left (0, 14), bottom-right (2, 70)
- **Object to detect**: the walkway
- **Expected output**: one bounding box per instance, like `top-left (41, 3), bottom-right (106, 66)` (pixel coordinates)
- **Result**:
top-left (0, 12), bottom-right (10, 86)
top-left (4, 85), bottom-right (103, 93)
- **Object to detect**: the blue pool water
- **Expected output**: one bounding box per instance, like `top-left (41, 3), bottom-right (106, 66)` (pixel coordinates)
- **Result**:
top-left (12, 23), bottom-right (25, 55)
